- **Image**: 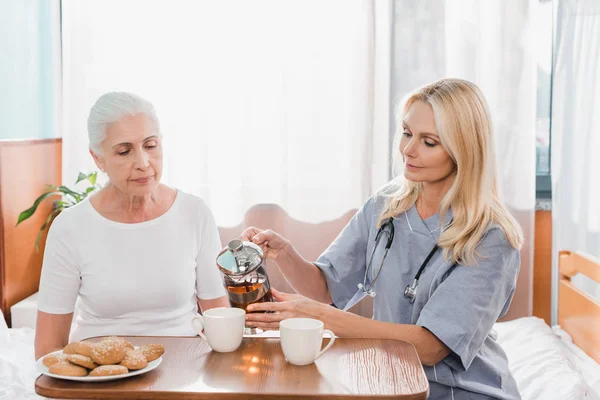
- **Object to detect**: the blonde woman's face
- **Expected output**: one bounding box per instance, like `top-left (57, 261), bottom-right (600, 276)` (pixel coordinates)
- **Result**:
top-left (92, 113), bottom-right (163, 196)
top-left (400, 101), bottom-right (455, 184)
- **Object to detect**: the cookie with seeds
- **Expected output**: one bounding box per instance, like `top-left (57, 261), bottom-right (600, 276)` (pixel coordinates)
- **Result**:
top-left (48, 360), bottom-right (88, 377)
top-left (90, 340), bottom-right (127, 365)
top-left (101, 336), bottom-right (134, 350)
top-left (42, 353), bottom-right (66, 368)
top-left (65, 354), bottom-right (98, 369)
top-left (63, 341), bottom-right (95, 357)
top-left (89, 365), bottom-right (129, 376)
top-left (120, 349), bottom-right (148, 370)
top-left (139, 344), bottom-right (164, 362)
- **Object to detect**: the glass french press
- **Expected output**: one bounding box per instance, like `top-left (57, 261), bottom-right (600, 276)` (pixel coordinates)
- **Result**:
top-left (216, 239), bottom-right (274, 334)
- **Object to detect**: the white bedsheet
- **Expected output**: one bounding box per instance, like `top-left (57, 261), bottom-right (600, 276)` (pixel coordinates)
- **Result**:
top-left (0, 326), bottom-right (44, 400)
top-left (552, 325), bottom-right (600, 400)
top-left (495, 316), bottom-right (595, 400)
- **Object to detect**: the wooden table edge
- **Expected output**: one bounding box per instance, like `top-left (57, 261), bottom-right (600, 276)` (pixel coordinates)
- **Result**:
top-left (35, 336), bottom-right (430, 400)
top-left (35, 382), bottom-right (429, 400)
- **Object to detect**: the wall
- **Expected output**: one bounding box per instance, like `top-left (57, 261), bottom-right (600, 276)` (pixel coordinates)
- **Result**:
top-left (0, 138), bottom-right (62, 326)
top-left (533, 209), bottom-right (552, 324)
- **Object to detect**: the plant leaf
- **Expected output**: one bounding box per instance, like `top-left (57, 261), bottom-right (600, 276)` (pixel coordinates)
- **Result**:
top-left (16, 191), bottom-right (61, 226)
top-left (75, 172), bottom-right (88, 184)
top-left (35, 208), bottom-right (62, 252)
top-left (58, 186), bottom-right (83, 202)
top-left (39, 208), bottom-right (60, 232)
top-left (54, 200), bottom-right (71, 209)
top-left (34, 230), bottom-right (43, 253)
top-left (74, 171), bottom-right (98, 186)
top-left (88, 172), bottom-right (97, 185)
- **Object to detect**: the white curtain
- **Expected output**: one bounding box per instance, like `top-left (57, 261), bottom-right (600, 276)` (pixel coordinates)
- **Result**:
top-left (61, 1), bottom-right (537, 318)
top-left (551, 0), bottom-right (600, 323)
top-left (0, 0), bottom-right (61, 140)
top-left (61, 0), bottom-right (391, 226)
top-left (392, 0), bottom-right (537, 319)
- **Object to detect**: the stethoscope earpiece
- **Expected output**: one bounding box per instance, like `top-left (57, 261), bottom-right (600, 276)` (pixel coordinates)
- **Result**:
top-left (357, 282), bottom-right (376, 297)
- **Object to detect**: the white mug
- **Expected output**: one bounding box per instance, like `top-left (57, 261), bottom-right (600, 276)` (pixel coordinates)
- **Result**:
top-left (191, 307), bottom-right (245, 352)
top-left (280, 318), bottom-right (336, 366)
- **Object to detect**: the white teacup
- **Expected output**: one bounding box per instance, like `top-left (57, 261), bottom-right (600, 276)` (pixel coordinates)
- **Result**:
top-left (191, 307), bottom-right (245, 352)
top-left (280, 318), bottom-right (336, 366)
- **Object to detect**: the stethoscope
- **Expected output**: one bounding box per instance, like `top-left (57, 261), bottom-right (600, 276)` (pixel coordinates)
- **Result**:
top-left (357, 217), bottom-right (395, 296)
top-left (357, 217), bottom-right (440, 304)
top-left (402, 244), bottom-right (439, 303)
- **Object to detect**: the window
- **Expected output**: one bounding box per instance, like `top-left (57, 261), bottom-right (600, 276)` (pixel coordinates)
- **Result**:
top-left (390, 0), bottom-right (542, 205)
top-left (535, 0), bottom-right (553, 199)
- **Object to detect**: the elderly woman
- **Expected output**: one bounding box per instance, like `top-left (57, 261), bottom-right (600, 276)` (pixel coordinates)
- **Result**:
top-left (34, 92), bottom-right (228, 359)
top-left (242, 79), bottom-right (523, 399)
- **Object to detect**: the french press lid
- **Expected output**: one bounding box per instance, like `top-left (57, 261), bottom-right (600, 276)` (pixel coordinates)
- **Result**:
top-left (216, 239), bottom-right (264, 276)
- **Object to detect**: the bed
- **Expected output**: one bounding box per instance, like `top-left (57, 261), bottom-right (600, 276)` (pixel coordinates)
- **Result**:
top-left (494, 250), bottom-right (600, 399)
top-left (1, 249), bottom-right (599, 399)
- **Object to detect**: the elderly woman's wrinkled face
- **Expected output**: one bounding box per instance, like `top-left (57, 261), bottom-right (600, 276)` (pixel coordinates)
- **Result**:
top-left (92, 113), bottom-right (163, 197)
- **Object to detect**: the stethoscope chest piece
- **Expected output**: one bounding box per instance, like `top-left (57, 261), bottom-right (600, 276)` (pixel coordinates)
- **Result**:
top-left (404, 279), bottom-right (418, 303)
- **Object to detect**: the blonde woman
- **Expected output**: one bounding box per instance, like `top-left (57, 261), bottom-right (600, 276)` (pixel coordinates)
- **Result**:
top-left (242, 79), bottom-right (523, 399)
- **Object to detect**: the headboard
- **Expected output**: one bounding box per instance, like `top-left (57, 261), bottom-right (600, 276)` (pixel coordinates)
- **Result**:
top-left (0, 138), bottom-right (62, 326)
top-left (218, 204), bottom-right (374, 318)
top-left (558, 250), bottom-right (600, 364)
top-left (219, 204), bottom-right (542, 321)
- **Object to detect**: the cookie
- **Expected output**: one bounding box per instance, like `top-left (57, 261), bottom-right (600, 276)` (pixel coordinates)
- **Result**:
top-left (119, 349), bottom-right (148, 370)
top-left (140, 344), bottom-right (164, 362)
top-left (42, 353), bottom-right (66, 368)
top-left (65, 354), bottom-right (99, 369)
top-left (48, 361), bottom-right (88, 377)
top-left (63, 341), bottom-right (95, 357)
top-left (90, 340), bottom-right (127, 365)
top-left (89, 365), bottom-right (129, 376)
top-left (101, 336), bottom-right (134, 350)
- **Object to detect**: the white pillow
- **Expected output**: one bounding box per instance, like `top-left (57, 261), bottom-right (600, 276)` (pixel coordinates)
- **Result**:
top-left (553, 325), bottom-right (600, 400)
top-left (494, 317), bottom-right (587, 400)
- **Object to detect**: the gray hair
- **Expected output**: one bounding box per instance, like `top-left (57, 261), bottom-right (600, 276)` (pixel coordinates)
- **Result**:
top-left (87, 92), bottom-right (161, 154)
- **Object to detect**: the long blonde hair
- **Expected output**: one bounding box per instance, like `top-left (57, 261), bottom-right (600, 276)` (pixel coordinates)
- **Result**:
top-left (378, 78), bottom-right (523, 266)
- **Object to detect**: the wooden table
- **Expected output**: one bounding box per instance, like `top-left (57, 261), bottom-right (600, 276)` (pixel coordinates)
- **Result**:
top-left (36, 336), bottom-right (429, 399)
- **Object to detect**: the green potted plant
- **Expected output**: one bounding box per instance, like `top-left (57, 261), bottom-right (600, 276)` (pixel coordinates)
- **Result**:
top-left (16, 171), bottom-right (101, 251)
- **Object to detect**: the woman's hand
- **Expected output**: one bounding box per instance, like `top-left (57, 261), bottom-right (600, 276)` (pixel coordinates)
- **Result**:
top-left (240, 228), bottom-right (333, 303)
top-left (245, 288), bottom-right (331, 331)
top-left (240, 227), bottom-right (291, 261)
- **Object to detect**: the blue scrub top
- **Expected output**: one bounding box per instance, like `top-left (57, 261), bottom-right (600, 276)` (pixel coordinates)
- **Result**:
top-left (315, 196), bottom-right (522, 400)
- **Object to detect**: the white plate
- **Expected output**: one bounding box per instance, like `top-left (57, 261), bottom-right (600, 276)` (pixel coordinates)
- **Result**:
top-left (36, 347), bottom-right (162, 382)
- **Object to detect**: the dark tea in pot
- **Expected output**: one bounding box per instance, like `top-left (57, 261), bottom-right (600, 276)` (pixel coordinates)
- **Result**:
top-left (216, 239), bottom-right (275, 333)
